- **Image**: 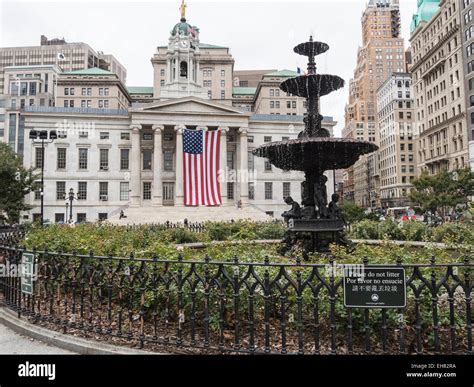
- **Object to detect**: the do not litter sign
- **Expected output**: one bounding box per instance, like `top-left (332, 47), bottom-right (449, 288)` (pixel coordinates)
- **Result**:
top-left (343, 267), bottom-right (406, 308)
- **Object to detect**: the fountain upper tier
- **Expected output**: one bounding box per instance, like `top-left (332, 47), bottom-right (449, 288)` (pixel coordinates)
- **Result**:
top-left (280, 74), bottom-right (345, 98)
top-left (293, 41), bottom-right (329, 57)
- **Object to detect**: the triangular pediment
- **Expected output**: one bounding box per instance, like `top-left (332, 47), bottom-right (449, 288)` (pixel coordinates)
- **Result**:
top-left (134, 97), bottom-right (248, 116)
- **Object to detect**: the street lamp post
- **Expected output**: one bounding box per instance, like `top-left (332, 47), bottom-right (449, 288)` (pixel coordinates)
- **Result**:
top-left (65, 202), bottom-right (69, 224)
top-left (68, 188), bottom-right (75, 223)
top-left (29, 130), bottom-right (57, 226)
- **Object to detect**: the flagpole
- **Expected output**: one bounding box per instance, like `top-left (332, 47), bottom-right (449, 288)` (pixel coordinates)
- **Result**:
top-left (188, 46), bottom-right (190, 95)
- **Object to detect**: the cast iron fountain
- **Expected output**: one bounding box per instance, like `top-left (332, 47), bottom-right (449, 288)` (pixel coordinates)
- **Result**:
top-left (253, 37), bottom-right (378, 255)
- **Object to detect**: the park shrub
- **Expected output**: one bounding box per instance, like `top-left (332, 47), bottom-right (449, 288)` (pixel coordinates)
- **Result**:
top-left (349, 219), bottom-right (381, 240)
top-left (431, 222), bottom-right (474, 245)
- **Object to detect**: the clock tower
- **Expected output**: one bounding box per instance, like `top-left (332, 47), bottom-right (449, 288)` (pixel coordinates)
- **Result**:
top-left (156, 1), bottom-right (207, 100)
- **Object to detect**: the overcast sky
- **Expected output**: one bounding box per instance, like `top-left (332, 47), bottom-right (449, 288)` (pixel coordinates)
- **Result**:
top-left (0, 0), bottom-right (418, 135)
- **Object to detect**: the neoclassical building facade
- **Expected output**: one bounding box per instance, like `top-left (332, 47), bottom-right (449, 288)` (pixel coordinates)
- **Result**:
top-left (17, 5), bottom-right (337, 223)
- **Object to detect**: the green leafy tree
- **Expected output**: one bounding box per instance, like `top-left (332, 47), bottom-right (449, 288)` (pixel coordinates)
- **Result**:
top-left (409, 168), bottom-right (474, 218)
top-left (341, 201), bottom-right (366, 224)
top-left (0, 143), bottom-right (37, 224)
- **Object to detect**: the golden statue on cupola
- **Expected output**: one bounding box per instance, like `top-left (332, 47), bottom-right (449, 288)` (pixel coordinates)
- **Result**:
top-left (180, 0), bottom-right (187, 20)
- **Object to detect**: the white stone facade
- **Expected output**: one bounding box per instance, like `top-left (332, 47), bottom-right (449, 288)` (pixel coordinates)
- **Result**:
top-left (22, 99), bottom-right (336, 223)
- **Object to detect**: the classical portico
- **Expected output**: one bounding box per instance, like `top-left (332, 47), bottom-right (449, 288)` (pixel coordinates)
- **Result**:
top-left (128, 97), bottom-right (251, 208)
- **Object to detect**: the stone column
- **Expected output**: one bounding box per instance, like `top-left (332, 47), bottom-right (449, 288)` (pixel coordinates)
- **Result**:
top-left (239, 127), bottom-right (249, 205)
top-left (175, 125), bottom-right (185, 206)
top-left (152, 125), bottom-right (164, 207)
top-left (219, 127), bottom-right (229, 205)
top-left (130, 125), bottom-right (142, 207)
top-left (166, 59), bottom-right (171, 84)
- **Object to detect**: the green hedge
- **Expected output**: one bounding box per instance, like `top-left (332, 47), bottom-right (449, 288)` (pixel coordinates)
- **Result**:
top-left (348, 219), bottom-right (474, 248)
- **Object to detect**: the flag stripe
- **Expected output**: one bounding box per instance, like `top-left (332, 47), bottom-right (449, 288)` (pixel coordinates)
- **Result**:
top-left (183, 129), bottom-right (222, 206)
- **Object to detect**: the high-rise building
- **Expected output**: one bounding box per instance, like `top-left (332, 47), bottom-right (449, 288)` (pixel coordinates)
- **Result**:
top-left (342, 0), bottom-right (405, 206)
top-left (377, 73), bottom-right (417, 208)
top-left (410, 0), bottom-right (469, 174)
top-left (460, 0), bottom-right (474, 169)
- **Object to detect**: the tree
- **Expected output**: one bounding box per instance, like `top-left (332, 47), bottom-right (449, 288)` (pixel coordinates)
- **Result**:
top-left (0, 143), bottom-right (38, 224)
top-left (341, 201), bottom-right (367, 224)
top-left (409, 168), bottom-right (474, 218)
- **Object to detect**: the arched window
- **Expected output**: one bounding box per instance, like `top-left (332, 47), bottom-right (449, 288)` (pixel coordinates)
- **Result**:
top-left (180, 61), bottom-right (188, 78)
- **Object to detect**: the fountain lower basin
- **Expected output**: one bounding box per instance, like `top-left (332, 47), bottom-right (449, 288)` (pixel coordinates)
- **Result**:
top-left (253, 137), bottom-right (378, 172)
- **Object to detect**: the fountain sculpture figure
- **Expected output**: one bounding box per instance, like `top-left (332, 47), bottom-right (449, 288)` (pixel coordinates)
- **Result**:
top-left (253, 36), bottom-right (378, 254)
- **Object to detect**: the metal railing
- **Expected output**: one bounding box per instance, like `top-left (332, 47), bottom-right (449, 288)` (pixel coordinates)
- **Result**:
top-left (0, 237), bottom-right (472, 354)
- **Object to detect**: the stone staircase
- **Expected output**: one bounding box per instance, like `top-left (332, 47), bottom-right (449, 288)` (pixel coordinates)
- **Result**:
top-left (107, 204), bottom-right (270, 225)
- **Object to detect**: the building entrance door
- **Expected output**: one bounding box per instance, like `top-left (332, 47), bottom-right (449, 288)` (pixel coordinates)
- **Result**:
top-left (163, 183), bottom-right (175, 206)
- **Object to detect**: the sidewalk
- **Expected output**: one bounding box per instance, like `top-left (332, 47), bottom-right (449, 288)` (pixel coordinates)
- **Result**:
top-left (0, 322), bottom-right (74, 354)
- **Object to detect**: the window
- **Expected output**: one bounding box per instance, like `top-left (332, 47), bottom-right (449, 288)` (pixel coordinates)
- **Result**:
top-left (227, 182), bottom-right (234, 200)
top-left (55, 213), bottom-right (65, 223)
top-left (248, 151), bottom-right (254, 171)
top-left (221, 80), bottom-right (225, 87)
top-left (99, 182), bottom-right (108, 201)
top-left (221, 69), bottom-right (225, 77)
top-left (143, 149), bottom-right (152, 170)
top-left (78, 148), bottom-right (88, 169)
top-left (164, 150), bottom-right (174, 171)
top-left (56, 181), bottom-right (66, 200)
top-left (283, 182), bottom-right (291, 198)
top-left (35, 147), bottom-right (44, 169)
top-left (57, 148), bottom-right (66, 169)
top-left (99, 149), bottom-right (109, 170)
top-left (79, 130), bottom-right (88, 138)
top-left (120, 182), bottom-right (130, 201)
top-left (34, 181), bottom-right (41, 200)
top-left (143, 182), bottom-right (152, 200)
top-left (160, 80), bottom-right (165, 86)
top-left (77, 213), bottom-right (87, 223)
top-left (142, 133), bottom-right (153, 141)
top-left (120, 149), bottom-right (130, 170)
top-left (292, 101), bottom-right (296, 109)
top-left (264, 160), bottom-right (272, 172)
top-left (164, 133), bottom-right (174, 141)
top-left (98, 213), bottom-right (108, 221)
top-left (100, 132), bottom-right (109, 140)
top-left (265, 182), bottom-right (273, 200)
top-left (248, 182), bottom-right (255, 200)
top-left (160, 69), bottom-right (165, 76)
top-left (121, 132), bottom-right (130, 140)
top-left (264, 136), bottom-right (272, 143)
top-left (77, 182), bottom-right (87, 200)
top-left (221, 90), bottom-right (225, 99)
top-left (227, 152), bottom-right (234, 170)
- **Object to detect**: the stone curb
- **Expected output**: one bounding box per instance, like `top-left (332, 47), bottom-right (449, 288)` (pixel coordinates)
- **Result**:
top-left (0, 307), bottom-right (159, 355)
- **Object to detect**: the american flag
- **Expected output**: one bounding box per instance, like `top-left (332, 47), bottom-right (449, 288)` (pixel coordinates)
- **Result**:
top-left (183, 129), bottom-right (221, 206)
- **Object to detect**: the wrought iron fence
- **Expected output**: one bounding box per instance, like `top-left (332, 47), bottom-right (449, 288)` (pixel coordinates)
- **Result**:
top-left (0, 239), bottom-right (472, 354)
